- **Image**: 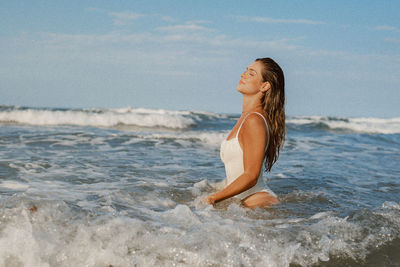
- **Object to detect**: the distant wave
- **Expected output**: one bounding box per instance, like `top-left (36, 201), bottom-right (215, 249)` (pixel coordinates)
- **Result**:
top-left (1, 106), bottom-right (399, 134)
top-left (0, 105), bottom-right (225, 129)
top-left (287, 116), bottom-right (400, 134)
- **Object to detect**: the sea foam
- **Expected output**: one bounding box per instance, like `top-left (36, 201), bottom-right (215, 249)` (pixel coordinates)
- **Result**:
top-left (0, 106), bottom-right (199, 129)
top-left (287, 116), bottom-right (400, 134)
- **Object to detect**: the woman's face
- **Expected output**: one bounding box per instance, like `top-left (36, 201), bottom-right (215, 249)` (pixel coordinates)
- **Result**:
top-left (237, 61), bottom-right (266, 95)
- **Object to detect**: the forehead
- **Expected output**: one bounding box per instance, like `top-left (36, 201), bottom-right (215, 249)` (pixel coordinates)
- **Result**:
top-left (248, 61), bottom-right (263, 73)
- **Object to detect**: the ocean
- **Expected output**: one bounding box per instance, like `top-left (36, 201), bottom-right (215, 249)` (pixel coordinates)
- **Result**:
top-left (0, 105), bottom-right (399, 267)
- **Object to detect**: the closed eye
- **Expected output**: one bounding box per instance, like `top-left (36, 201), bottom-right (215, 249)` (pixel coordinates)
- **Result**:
top-left (244, 68), bottom-right (256, 76)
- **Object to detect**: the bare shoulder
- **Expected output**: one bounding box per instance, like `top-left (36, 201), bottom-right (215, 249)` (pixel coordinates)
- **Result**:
top-left (238, 113), bottom-right (268, 153)
top-left (240, 113), bottom-right (268, 137)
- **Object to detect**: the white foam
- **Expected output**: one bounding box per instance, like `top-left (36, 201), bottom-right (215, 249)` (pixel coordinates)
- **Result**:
top-left (0, 107), bottom-right (197, 129)
top-left (140, 131), bottom-right (228, 147)
top-left (0, 181), bottom-right (29, 190)
top-left (0, 199), bottom-right (399, 266)
top-left (382, 201), bottom-right (400, 210)
top-left (287, 116), bottom-right (400, 134)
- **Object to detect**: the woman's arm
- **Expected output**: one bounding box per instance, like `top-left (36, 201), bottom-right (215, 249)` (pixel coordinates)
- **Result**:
top-left (206, 114), bottom-right (268, 204)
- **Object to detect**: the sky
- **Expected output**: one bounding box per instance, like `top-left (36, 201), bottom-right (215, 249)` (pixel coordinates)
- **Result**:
top-left (1, 0), bottom-right (400, 117)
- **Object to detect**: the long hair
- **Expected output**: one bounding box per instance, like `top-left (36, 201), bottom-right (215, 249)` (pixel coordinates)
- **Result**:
top-left (255, 58), bottom-right (285, 172)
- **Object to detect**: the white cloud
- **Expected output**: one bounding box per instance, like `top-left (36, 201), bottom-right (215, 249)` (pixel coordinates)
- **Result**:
top-left (186, 20), bottom-right (212, 24)
top-left (31, 29), bottom-right (297, 53)
top-left (108, 11), bottom-right (145, 26)
top-left (8, 24), bottom-right (304, 74)
top-left (235, 15), bottom-right (325, 25)
top-left (159, 15), bottom-right (176, 22)
top-left (373, 25), bottom-right (400, 33)
top-left (155, 23), bottom-right (215, 32)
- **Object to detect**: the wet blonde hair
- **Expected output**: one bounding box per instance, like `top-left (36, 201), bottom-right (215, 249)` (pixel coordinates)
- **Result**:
top-left (256, 58), bottom-right (285, 172)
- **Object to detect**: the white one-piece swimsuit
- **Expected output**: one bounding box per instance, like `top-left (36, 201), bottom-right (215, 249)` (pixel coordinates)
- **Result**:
top-left (219, 112), bottom-right (277, 200)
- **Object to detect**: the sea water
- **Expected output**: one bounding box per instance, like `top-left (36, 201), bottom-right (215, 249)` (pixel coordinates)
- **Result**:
top-left (0, 105), bottom-right (399, 267)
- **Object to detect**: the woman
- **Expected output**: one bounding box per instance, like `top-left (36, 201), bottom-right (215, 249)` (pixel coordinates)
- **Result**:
top-left (206, 58), bottom-right (285, 208)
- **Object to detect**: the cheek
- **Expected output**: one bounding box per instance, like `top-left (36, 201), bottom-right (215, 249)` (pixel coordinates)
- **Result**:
top-left (249, 78), bottom-right (261, 88)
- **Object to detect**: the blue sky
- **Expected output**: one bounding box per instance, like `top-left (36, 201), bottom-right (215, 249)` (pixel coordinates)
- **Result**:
top-left (1, 0), bottom-right (399, 117)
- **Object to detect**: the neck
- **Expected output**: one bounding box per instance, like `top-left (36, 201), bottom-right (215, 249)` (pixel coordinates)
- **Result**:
top-left (242, 93), bottom-right (263, 115)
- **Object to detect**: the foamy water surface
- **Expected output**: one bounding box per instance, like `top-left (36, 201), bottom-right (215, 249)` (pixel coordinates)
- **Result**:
top-left (0, 105), bottom-right (399, 266)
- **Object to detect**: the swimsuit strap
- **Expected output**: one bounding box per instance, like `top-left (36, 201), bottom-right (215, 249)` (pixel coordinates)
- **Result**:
top-left (236, 112), bottom-right (269, 138)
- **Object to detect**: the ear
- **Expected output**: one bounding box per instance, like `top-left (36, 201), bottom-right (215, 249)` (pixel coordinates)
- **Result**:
top-left (260, 82), bottom-right (271, 93)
